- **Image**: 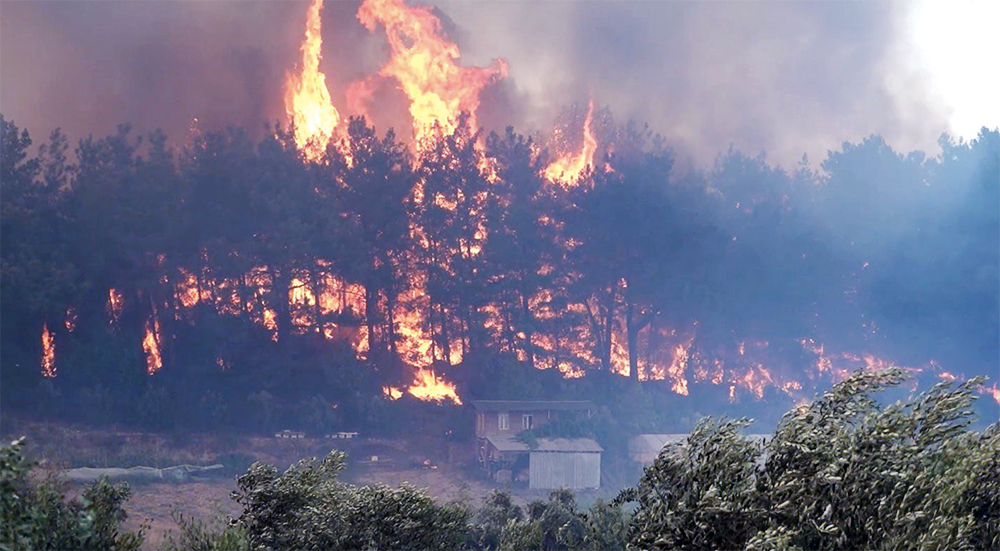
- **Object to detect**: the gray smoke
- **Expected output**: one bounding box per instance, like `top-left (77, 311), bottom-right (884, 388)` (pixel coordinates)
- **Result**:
top-left (2, 0), bottom-right (950, 165)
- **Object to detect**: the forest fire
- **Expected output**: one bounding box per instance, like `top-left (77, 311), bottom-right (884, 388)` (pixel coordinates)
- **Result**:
top-left (41, 324), bottom-right (56, 378)
top-left (544, 100), bottom-right (597, 184)
top-left (285, 0), bottom-right (342, 161)
top-left (13, 0), bottom-right (998, 417)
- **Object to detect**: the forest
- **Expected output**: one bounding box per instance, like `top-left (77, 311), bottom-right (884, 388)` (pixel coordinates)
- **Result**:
top-left (1, 113), bottom-right (998, 435)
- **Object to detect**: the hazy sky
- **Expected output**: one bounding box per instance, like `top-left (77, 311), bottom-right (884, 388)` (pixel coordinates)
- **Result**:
top-left (1, 0), bottom-right (996, 165)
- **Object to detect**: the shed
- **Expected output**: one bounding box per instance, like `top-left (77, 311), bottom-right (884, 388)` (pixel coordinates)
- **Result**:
top-left (486, 435), bottom-right (602, 490)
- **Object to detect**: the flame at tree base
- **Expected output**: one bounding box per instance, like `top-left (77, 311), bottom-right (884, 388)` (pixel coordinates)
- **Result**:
top-left (383, 368), bottom-right (462, 405)
top-left (41, 324), bottom-right (56, 378)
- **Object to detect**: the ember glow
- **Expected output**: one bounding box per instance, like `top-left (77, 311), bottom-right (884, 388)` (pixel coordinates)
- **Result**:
top-left (285, 0), bottom-right (342, 161)
top-left (107, 288), bottom-right (124, 325)
top-left (64, 307), bottom-right (77, 333)
top-left (41, 324), bottom-right (56, 378)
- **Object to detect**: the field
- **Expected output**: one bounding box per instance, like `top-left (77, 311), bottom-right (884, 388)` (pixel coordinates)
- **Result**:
top-left (3, 420), bottom-right (564, 548)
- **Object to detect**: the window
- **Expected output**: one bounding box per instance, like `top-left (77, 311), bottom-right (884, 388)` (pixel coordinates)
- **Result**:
top-left (522, 414), bottom-right (533, 430)
top-left (498, 413), bottom-right (509, 431)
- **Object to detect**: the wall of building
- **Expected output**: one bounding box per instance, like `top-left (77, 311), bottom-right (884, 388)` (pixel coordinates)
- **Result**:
top-left (528, 451), bottom-right (601, 490)
top-left (476, 409), bottom-right (552, 438)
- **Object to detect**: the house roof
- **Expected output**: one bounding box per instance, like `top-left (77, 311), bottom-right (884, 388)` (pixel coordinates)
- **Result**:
top-left (486, 435), bottom-right (603, 453)
top-left (629, 433), bottom-right (771, 454)
top-left (471, 400), bottom-right (595, 412)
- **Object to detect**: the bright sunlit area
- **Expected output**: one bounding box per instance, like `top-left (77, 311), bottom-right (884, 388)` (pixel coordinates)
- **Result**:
top-left (909, 0), bottom-right (1000, 139)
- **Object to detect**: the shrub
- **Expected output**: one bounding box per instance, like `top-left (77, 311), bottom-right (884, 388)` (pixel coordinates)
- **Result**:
top-left (618, 368), bottom-right (1000, 551)
top-left (0, 437), bottom-right (145, 551)
top-left (232, 450), bottom-right (469, 550)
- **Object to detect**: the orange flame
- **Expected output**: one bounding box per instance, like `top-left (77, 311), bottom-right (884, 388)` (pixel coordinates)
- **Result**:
top-left (286, 0), bottom-right (342, 161)
top-left (143, 311), bottom-right (163, 375)
top-left (355, 0), bottom-right (507, 144)
top-left (544, 100), bottom-right (597, 184)
top-left (41, 323), bottom-right (56, 378)
top-left (981, 384), bottom-right (1000, 406)
top-left (64, 306), bottom-right (77, 333)
top-left (176, 268), bottom-right (200, 309)
top-left (406, 368), bottom-right (462, 404)
top-left (108, 288), bottom-right (124, 325)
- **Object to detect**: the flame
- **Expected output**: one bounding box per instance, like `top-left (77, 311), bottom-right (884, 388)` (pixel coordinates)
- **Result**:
top-left (41, 323), bottom-right (56, 378)
top-left (544, 100), bottom-right (597, 184)
top-left (263, 308), bottom-right (278, 342)
top-left (406, 368), bottom-right (462, 404)
top-left (64, 306), bottom-right (77, 333)
top-left (108, 288), bottom-right (124, 325)
top-left (383, 386), bottom-right (403, 400)
top-left (176, 268), bottom-right (200, 308)
top-left (355, 0), bottom-right (507, 144)
top-left (667, 340), bottom-right (692, 395)
top-left (143, 310), bottom-right (163, 375)
top-left (285, 0), bottom-right (342, 161)
top-left (981, 383), bottom-right (1000, 405)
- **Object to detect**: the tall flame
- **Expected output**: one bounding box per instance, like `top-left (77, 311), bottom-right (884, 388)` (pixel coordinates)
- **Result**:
top-left (285, 0), bottom-right (341, 161)
top-left (41, 323), bottom-right (56, 378)
top-left (355, 0), bottom-right (507, 143)
top-left (544, 100), bottom-right (597, 184)
top-left (143, 311), bottom-right (163, 375)
top-left (108, 288), bottom-right (124, 325)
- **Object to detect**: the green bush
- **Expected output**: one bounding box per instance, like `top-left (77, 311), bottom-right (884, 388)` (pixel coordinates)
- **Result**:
top-left (159, 512), bottom-right (249, 551)
top-left (0, 437), bottom-right (145, 551)
top-left (468, 489), bottom-right (629, 551)
top-left (619, 368), bottom-right (1000, 551)
top-left (232, 450), bottom-right (469, 550)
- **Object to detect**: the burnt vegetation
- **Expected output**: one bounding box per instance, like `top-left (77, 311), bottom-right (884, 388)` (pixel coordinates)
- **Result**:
top-left (1, 113), bottom-right (999, 438)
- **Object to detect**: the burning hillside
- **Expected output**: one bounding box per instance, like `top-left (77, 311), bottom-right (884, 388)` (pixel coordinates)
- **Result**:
top-left (1, 0), bottom-right (998, 433)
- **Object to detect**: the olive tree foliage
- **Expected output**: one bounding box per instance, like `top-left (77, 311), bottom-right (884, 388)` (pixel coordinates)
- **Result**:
top-left (232, 450), bottom-right (468, 551)
top-left (468, 489), bottom-right (629, 551)
top-left (618, 368), bottom-right (1000, 551)
top-left (0, 438), bottom-right (144, 551)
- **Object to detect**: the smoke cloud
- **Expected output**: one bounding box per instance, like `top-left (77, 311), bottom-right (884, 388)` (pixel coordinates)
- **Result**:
top-left (2, 0), bottom-right (951, 165)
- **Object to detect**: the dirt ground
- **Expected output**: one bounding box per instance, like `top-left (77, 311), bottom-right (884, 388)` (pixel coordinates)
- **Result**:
top-left (6, 421), bottom-right (514, 549)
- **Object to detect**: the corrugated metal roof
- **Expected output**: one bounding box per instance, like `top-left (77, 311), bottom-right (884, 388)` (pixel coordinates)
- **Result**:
top-left (471, 400), bottom-right (595, 412)
top-left (487, 435), bottom-right (603, 453)
top-left (629, 433), bottom-right (771, 454)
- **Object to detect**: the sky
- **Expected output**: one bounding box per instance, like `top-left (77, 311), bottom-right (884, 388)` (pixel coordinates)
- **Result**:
top-left (1, 0), bottom-right (997, 166)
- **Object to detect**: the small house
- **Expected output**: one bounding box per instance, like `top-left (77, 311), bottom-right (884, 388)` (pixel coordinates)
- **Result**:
top-left (472, 400), bottom-right (595, 438)
top-left (483, 435), bottom-right (602, 490)
top-left (472, 400), bottom-right (601, 489)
